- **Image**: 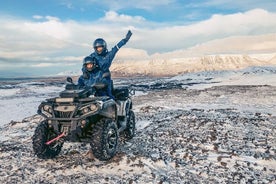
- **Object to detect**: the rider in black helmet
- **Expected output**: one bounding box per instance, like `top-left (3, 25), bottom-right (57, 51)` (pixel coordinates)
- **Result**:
top-left (78, 56), bottom-right (108, 96)
top-left (93, 38), bottom-right (108, 56)
top-left (83, 56), bottom-right (97, 72)
top-left (82, 30), bottom-right (132, 99)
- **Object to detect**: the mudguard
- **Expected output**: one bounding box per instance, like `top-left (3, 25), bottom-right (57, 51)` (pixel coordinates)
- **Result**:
top-left (98, 99), bottom-right (117, 120)
top-left (116, 98), bottom-right (132, 116)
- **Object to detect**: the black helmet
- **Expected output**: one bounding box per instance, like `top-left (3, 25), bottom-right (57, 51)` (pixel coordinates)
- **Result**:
top-left (93, 38), bottom-right (107, 55)
top-left (83, 56), bottom-right (97, 72)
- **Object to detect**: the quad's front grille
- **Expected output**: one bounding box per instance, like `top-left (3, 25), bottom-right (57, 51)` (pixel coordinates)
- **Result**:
top-left (55, 111), bottom-right (73, 118)
top-left (54, 105), bottom-right (76, 118)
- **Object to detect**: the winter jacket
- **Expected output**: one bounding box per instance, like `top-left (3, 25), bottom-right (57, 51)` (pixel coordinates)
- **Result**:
top-left (82, 38), bottom-right (128, 74)
top-left (82, 38), bottom-right (129, 98)
top-left (78, 68), bottom-right (108, 97)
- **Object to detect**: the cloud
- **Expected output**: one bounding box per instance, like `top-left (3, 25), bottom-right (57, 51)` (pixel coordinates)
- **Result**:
top-left (131, 9), bottom-right (276, 53)
top-left (33, 15), bottom-right (43, 20)
top-left (189, 9), bottom-right (275, 36)
top-left (101, 11), bottom-right (145, 23)
top-left (84, 0), bottom-right (174, 11)
top-left (31, 63), bottom-right (59, 67)
top-left (0, 8), bottom-right (275, 74)
top-left (25, 16), bottom-right (70, 40)
top-left (31, 62), bottom-right (76, 67)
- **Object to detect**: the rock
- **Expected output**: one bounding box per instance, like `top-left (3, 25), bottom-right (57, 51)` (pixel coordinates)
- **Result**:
top-left (1, 81), bottom-right (275, 183)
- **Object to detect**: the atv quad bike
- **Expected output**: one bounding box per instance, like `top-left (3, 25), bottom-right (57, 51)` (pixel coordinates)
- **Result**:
top-left (32, 77), bottom-right (135, 161)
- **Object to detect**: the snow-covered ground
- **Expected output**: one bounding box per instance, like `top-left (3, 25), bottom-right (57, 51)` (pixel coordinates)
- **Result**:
top-left (0, 81), bottom-right (64, 125)
top-left (1, 65), bottom-right (275, 126)
top-left (169, 65), bottom-right (276, 89)
top-left (0, 66), bottom-right (275, 183)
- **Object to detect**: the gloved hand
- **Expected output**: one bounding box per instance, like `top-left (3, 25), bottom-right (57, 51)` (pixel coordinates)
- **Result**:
top-left (83, 71), bottom-right (90, 79)
top-left (125, 30), bottom-right (132, 42)
top-left (117, 30), bottom-right (132, 48)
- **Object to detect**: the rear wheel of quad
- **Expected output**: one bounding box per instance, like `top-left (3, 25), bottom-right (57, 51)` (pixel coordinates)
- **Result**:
top-left (90, 118), bottom-right (118, 161)
top-left (124, 110), bottom-right (136, 140)
top-left (32, 121), bottom-right (63, 159)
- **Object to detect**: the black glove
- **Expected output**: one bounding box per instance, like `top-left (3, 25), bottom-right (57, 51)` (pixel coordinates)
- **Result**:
top-left (125, 30), bottom-right (132, 42)
top-left (83, 71), bottom-right (90, 79)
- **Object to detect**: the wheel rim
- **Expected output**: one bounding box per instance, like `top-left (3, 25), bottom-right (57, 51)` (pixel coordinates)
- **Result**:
top-left (107, 128), bottom-right (117, 151)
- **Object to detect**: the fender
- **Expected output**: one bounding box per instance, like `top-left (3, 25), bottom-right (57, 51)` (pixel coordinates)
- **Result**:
top-left (116, 98), bottom-right (132, 116)
top-left (98, 99), bottom-right (117, 120)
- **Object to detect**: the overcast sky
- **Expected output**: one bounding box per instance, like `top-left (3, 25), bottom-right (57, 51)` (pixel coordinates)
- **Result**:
top-left (0, 0), bottom-right (276, 77)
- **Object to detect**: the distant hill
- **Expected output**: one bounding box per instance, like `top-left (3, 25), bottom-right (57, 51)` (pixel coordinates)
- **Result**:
top-left (111, 33), bottom-right (276, 77)
top-left (111, 53), bottom-right (276, 77)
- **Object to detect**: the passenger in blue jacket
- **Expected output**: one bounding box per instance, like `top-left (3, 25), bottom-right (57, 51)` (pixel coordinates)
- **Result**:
top-left (82, 30), bottom-right (132, 98)
top-left (78, 56), bottom-right (108, 97)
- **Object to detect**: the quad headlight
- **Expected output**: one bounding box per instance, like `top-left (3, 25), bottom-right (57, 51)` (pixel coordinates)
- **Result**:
top-left (90, 104), bottom-right (97, 111)
top-left (43, 105), bottom-right (53, 113)
top-left (41, 105), bottom-right (53, 117)
top-left (82, 107), bottom-right (89, 114)
top-left (80, 104), bottom-right (98, 115)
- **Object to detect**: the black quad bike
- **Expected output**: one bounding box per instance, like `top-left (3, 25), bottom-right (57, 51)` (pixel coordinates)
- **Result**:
top-left (32, 77), bottom-right (135, 161)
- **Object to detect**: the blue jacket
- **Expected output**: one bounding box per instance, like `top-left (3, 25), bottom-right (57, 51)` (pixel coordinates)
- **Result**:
top-left (81, 37), bottom-right (129, 98)
top-left (78, 67), bottom-right (110, 97)
top-left (82, 38), bottom-right (128, 75)
top-left (78, 68), bottom-right (103, 88)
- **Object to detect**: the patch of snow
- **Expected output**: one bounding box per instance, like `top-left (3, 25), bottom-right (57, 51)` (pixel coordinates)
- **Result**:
top-left (136, 120), bottom-right (152, 130)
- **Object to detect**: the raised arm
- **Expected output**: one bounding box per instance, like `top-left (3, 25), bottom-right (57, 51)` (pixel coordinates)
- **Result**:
top-left (98, 30), bottom-right (132, 71)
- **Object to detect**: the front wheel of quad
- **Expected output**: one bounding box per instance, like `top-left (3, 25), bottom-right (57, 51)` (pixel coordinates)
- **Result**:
top-left (32, 121), bottom-right (63, 159)
top-left (90, 118), bottom-right (118, 161)
top-left (124, 110), bottom-right (136, 140)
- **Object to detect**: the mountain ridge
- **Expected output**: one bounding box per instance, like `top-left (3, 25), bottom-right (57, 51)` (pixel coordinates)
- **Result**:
top-left (111, 53), bottom-right (276, 77)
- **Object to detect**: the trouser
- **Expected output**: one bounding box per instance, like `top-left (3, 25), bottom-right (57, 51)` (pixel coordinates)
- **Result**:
top-left (107, 79), bottom-right (114, 99)
top-left (95, 78), bottom-right (114, 99)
